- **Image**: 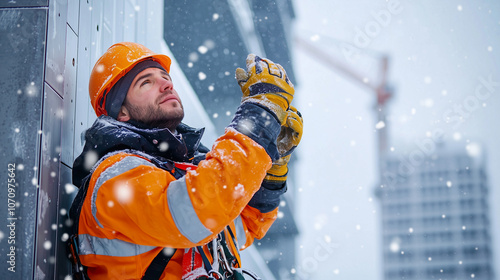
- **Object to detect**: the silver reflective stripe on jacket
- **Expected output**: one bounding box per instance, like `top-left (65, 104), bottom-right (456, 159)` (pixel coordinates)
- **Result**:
top-left (91, 155), bottom-right (156, 228)
top-left (78, 234), bottom-right (157, 257)
top-left (167, 177), bottom-right (213, 243)
top-left (234, 215), bottom-right (247, 248)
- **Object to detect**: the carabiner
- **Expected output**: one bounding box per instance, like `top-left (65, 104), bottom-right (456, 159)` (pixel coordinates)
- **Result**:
top-left (216, 237), bottom-right (234, 276)
top-left (208, 269), bottom-right (224, 279)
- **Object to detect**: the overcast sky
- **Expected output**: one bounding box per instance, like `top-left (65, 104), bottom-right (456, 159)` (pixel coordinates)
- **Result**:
top-left (293, 1), bottom-right (500, 279)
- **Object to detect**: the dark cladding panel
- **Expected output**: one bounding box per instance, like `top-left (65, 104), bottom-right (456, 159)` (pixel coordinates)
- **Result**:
top-left (55, 164), bottom-right (77, 279)
top-left (67, 0), bottom-right (79, 35)
top-left (73, 0), bottom-right (92, 159)
top-left (60, 25), bottom-right (78, 167)
top-left (45, 0), bottom-right (68, 96)
top-left (164, 0), bottom-right (248, 133)
top-left (251, 0), bottom-right (296, 84)
top-left (0, 1), bottom-right (48, 8)
top-left (0, 7), bottom-right (47, 280)
top-left (34, 84), bottom-right (63, 280)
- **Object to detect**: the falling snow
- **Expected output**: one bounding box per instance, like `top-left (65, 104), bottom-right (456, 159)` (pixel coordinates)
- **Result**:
top-left (310, 34), bottom-right (320, 42)
top-left (114, 184), bottom-right (133, 204)
top-left (375, 121), bottom-right (385, 129)
top-left (389, 238), bottom-right (401, 252)
top-left (158, 142), bottom-right (169, 152)
top-left (44, 241), bottom-right (52, 250)
top-left (466, 143), bottom-right (481, 157)
top-left (198, 72), bottom-right (207, 80)
top-left (65, 183), bottom-right (77, 194)
top-left (61, 233), bottom-right (69, 242)
top-left (421, 98), bottom-right (434, 108)
top-left (189, 52), bottom-right (199, 62)
top-left (84, 150), bottom-right (98, 171)
top-left (198, 45), bottom-right (208, 54)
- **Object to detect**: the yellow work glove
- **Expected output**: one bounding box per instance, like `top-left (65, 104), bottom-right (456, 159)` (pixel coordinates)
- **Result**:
top-left (235, 54), bottom-right (294, 124)
top-left (265, 106), bottom-right (303, 184)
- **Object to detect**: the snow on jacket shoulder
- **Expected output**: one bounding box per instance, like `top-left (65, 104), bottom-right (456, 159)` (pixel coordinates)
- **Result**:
top-left (77, 126), bottom-right (275, 279)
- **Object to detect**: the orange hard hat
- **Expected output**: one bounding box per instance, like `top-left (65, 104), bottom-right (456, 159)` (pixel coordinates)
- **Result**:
top-left (89, 42), bottom-right (172, 116)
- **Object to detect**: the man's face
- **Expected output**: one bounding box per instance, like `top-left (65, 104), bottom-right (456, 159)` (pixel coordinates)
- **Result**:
top-left (118, 67), bottom-right (184, 130)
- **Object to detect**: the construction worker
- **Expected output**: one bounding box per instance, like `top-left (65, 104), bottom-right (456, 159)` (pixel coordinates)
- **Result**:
top-left (69, 42), bottom-right (303, 280)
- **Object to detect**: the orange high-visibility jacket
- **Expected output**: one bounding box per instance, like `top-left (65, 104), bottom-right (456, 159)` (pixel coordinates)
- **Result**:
top-left (72, 102), bottom-right (284, 279)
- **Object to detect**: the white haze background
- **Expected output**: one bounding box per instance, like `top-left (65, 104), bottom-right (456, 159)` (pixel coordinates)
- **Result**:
top-left (293, 0), bottom-right (500, 279)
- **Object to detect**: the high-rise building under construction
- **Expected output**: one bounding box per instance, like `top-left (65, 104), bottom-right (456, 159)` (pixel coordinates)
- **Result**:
top-left (377, 143), bottom-right (495, 280)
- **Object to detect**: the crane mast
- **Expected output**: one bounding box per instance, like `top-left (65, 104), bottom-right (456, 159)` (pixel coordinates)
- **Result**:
top-left (295, 36), bottom-right (393, 182)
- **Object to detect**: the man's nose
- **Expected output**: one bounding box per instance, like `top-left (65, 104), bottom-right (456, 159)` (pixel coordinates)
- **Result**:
top-left (160, 77), bottom-right (173, 91)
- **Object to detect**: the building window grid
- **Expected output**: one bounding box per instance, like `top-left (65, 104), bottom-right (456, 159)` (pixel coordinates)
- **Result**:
top-left (420, 200), bottom-right (453, 212)
top-left (384, 251), bottom-right (415, 264)
top-left (419, 170), bottom-right (450, 182)
top-left (460, 213), bottom-right (489, 227)
top-left (421, 231), bottom-right (454, 243)
top-left (384, 203), bottom-right (412, 214)
top-left (422, 216), bottom-right (453, 227)
top-left (461, 230), bottom-right (480, 241)
top-left (383, 188), bottom-right (411, 199)
top-left (464, 264), bottom-right (493, 278)
top-left (423, 247), bottom-right (457, 262)
top-left (381, 153), bottom-right (493, 280)
top-left (462, 245), bottom-right (490, 259)
top-left (425, 266), bottom-right (458, 278)
top-left (383, 234), bottom-right (414, 244)
top-left (386, 218), bottom-right (412, 230)
top-left (459, 198), bottom-right (489, 213)
top-left (458, 183), bottom-right (476, 196)
top-left (385, 268), bottom-right (416, 279)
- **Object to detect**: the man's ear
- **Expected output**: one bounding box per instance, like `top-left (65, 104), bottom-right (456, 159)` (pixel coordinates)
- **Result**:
top-left (117, 105), bottom-right (131, 122)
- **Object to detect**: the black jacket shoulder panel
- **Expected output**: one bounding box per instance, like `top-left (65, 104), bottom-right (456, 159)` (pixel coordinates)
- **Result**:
top-left (72, 116), bottom-right (207, 187)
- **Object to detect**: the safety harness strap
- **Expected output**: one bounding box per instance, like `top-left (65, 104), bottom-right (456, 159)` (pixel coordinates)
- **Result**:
top-left (197, 245), bottom-right (214, 272)
top-left (68, 174), bottom-right (91, 279)
top-left (68, 151), bottom-right (184, 280)
top-left (142, 248), bottom-right (177, 280)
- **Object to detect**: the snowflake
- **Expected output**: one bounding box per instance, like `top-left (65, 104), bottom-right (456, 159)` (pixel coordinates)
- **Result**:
top-left (198, 72), bottom-right (207, 81)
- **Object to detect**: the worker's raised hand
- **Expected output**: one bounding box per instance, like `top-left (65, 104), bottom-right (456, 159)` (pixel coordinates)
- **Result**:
top-left (264, 106), bottom-right (303, 185)
top-left (277, 106), bottom-right (303, 158)
top-left (235, 54), bottom-right (294, 124)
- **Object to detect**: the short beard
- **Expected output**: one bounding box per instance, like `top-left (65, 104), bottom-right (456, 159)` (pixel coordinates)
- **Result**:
top-left (124, 100), bottom-right (184, 131)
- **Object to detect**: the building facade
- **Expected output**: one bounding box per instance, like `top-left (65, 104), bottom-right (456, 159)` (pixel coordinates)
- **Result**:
top-left (377, 143), bottom-right (495, 279)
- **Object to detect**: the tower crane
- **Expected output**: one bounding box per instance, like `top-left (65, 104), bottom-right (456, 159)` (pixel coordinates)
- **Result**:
top-left (295, 35), bottom-right (393, 180)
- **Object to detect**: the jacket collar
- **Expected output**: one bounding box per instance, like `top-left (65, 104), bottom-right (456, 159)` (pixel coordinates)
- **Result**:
top-left (72, 115), bottom-right (205, 187)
